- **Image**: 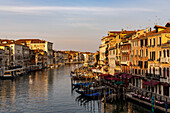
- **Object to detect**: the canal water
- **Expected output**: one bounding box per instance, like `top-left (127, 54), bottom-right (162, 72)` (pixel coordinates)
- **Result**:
top-left (0, 64), bottom-right (152, 113)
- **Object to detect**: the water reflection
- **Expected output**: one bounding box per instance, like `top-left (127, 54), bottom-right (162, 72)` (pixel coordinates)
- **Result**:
top-left (74, 93), bottom-right (152, 113)
top-left (28, 70), bottom-right (49, 104)
top-left (0, 64), bottom-right (153, 113)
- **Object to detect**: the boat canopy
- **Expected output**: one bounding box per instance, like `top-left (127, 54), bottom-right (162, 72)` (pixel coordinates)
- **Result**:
top-left (114, 81), bottom-right (125, 85)
top-left (105, 77), bottom-right (119, 81)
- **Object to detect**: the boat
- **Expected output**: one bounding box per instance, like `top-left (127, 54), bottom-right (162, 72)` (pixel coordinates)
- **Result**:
top-left (72, 82), bottom-right (92, 89)
top-left (0, 68), bottom-right (25, 79)
top-left (1, 70), bottom-right (15, 79)
top-left (28, 65), bottom-right (43, 72)
top-left (14, 68), bottom-right (25, 76)
top-left (75, 86), bottom-right (112, 99)
top-left (84, 91), bottom-right (112, 97)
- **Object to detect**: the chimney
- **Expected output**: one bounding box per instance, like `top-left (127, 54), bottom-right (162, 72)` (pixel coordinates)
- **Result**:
top-left (146, 28), bottom-right (149, 33)
top-left (150, 28), bottom-right (152, 32)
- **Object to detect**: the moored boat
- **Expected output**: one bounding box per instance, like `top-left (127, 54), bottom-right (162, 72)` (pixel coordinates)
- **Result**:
top-left (0, 68), bottom-right (25, 79)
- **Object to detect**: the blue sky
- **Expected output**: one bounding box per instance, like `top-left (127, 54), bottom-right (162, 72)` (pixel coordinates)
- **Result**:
top-left (0, 0), bottom-right (170, 52)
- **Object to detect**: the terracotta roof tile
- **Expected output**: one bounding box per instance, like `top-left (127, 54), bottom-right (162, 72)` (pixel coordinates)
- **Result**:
top-left (109, 31), bottom-right (122, 34)
top-left (122, 30), bottom-right (136, 34)
top-left (16, 39), bottom-right (46, 43)
top-left (154, 25), bottom-right (166, 29)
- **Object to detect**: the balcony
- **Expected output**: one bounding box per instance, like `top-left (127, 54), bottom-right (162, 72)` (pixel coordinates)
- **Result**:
top-left (120, 40), bottom-right (131, 45)
top-left (121, 49), bottom-right (129, 53)
top-left (145, 73), bottom-right (160, 81)
top-left (160, 57), bottom-right (170, 63)
top-left (160, 77), bottom-right (170, 83)
top-left (121, 61), bottom-right (130, 66)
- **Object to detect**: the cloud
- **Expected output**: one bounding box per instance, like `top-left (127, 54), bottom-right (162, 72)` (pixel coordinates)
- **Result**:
top-left (0, 6), bottom-right (157, 15)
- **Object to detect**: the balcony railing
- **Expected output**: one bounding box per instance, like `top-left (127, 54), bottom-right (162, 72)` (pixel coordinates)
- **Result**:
top-left (121, 61), bottom-right (130, 66)
top-left (160, 57), bottom-right (170, 63)
top-left (145, 73), bottom-right (160, 81)
top-left (120, 40), bottom-right (131, 45)
top-left (121, 49), bottom-right (129, 53)
top-left (160, 77), bottom-right (170, 83)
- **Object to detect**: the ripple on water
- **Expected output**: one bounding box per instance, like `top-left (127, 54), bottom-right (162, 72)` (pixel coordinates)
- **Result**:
top-left (0, 64), bottom-right (152, 113)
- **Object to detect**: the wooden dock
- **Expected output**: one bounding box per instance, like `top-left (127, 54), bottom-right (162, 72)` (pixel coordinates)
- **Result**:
top-left (126, 93), bottom-right (170, 113)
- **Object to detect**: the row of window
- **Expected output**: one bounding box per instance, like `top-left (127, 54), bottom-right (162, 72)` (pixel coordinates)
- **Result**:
top-left (132, 49), bottom-right (148, 57)
top-left (149, 49), bottom-right (169, 60)
top-left (133, 69), bottom-right (145, 75)
top-left (121, 46), bottom-right (130, 50)
top-left (122, 55), bottom-right (130, 61)
top-left (131, 67), bottom-right (169, 78)
top-left (149, 67), bottom-right (169, 77)
top-left (133, 37), bottom-right (162, 47)
top-left (131, 49), bottom-right (169, 59)
top-left (109, 50), bottom-right (116, 55)
top-left (132, 61), bottom-right (148, 68)
top-left (32, 44), bottom-right (45, 47)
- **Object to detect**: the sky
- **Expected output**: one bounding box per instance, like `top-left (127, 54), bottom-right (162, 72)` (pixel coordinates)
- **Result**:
top-left (0, 0), bottom-right (170, 52)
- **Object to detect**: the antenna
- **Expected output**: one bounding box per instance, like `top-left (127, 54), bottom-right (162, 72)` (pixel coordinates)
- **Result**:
top-left (154, 16), bottom-right (157, 25)
top-left (158, 17), bottom-right (161, 25)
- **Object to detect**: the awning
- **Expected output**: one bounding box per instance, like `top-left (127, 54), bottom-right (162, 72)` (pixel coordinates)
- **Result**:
top-left (120, 74), bottom-right (127, 77)
top-left (143, 81), bottom-right (150, 85)
top-left (105, 77), bottom-right (119, 81)
top-left (144, 81), bottom-right (160, 85)
top-left (119, 74), bottom-right (132, 79)
top-left (152, 81), bottom-right (159, 85)
top-left (161, 83), bottom-right (170, 87)
top-left (127, 75), bottom-right (132, 79)
top-left (91, 68), bottom-right (96, 70)
top-left (114, 73), bottom-right (119, 76)
top-left (134, 76), bottom-right (140, 78)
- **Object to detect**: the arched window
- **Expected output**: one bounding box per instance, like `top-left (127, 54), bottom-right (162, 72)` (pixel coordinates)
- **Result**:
top-left (163, 68), bottom-right (166, 77)
top-left (167, 68), bottom-right (169, 77)
top-left (163, 50), bottom-right (166, 57)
